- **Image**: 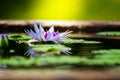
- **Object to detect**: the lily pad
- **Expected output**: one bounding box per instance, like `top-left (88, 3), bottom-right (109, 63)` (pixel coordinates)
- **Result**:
top-left (1, 54), bottom-right (120, 67)
top-left (61, 38), bottom-right (101, 44)
top-left (8, 33), bottom-right (32, 40)
top-left (91, 49), bottom-right (120, 64)
top-left (91, 49), bottom-right (120, 55)
top-left (0, 56), bottom-right (86, 67)
top-left (97, 31), bottom-right (120, 36)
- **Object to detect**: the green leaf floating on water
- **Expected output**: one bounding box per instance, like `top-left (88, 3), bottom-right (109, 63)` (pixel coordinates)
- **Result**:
top-left (1, 53), bottom-right (120, 68)
top-left (0, 56), bottom-right (86, 67)
top-left (61, 38), bottom-right (101, 44)
top-left (97, 31), bottom-right (120, 36)
top-left (8, 33), bottom-right (32, 40)
top-left (91, 49), bottom-right (120, 55)
top-left (91, 49), bottom-right (120, 65)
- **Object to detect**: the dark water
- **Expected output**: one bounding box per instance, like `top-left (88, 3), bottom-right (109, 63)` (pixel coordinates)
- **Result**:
top-left (64, 41), bottom-right (120, 57)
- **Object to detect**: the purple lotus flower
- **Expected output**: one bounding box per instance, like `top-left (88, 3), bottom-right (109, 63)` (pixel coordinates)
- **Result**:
top-left (25, 22), bottom-right (72, 43)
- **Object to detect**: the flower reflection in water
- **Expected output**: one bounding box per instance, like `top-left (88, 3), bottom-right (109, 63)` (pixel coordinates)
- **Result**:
top-left (24, 48), bottom-right (70, 58)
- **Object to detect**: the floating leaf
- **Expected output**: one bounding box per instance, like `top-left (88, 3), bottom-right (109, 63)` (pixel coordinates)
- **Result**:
top-left (61, 38), bottom-right (101, 44)
top-left (1, 52), bottom-right (120, 67)
top-left (91, 49), bottom-right (120, 55)
top-left (97, 31), bottom-right (120, 36)
top-left (8, 33), bottom-right (32, 40)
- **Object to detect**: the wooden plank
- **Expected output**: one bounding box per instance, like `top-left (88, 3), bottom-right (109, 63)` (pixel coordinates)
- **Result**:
top-left (0, 68), bottom-right (120, 80)
top-left (0, 20), bottom-right (120, 33)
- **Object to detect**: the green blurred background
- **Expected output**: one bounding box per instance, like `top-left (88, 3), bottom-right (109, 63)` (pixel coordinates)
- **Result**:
top-left (0, 0), bottom-right (120, 20)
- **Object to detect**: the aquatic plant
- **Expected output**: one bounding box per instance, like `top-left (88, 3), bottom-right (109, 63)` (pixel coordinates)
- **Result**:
top-left (25, 22), bottom-right (72, 43)
top-left (0, 34), bottom-right (9, 48)
top-left (2, 50), bottom-right (120, 67)
top-left (8, 33), bottom-right (32, 41)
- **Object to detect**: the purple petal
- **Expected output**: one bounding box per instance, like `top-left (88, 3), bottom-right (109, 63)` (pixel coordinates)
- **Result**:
top-left (60, 30), bottom-right (71, 37)
top-left (25, 30), bottom-right (35, 37)
top-left (46, 32), bottom-right (53, 41)
top-left (52, 33), bottom-right (60, 41)
top-left (48, 26), bottom-right (54, 33)
top-left (44, 31), bottom-right (49, 38)
top-left (59, 32), bottom-right (67, 37)
top-left (58, 34), bottom-right (69, 42)
top-left (34, 23), bottom-right (39, 34)
top-left (39, 24), bottom-right (46, 41)
top-left (25, 29), bottom-right (40, 41)
top-left (56, 37), bottom-right (63, 42)
top-left (39, 24), bottom-right (45, 33)
top-left (53, 31), bottom-right (59, 36)
top-left (53, 33), bottom-right (60, 39)
top-left (30, 30), bottom-right (37, 37)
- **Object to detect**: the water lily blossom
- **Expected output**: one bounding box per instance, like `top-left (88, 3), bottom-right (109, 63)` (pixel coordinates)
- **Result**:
top-left (25, 22), bottom-right (72, 43)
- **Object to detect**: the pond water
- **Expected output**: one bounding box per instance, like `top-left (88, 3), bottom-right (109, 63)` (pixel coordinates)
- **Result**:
top-left (0, 33), bottom-right (120, 68)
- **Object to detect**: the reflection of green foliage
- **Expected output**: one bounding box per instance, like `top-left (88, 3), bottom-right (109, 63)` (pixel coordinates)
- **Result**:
top-left (61, 38), bottom-right (101, 44)
top-left (97, 31), bottom-right (120, 36)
